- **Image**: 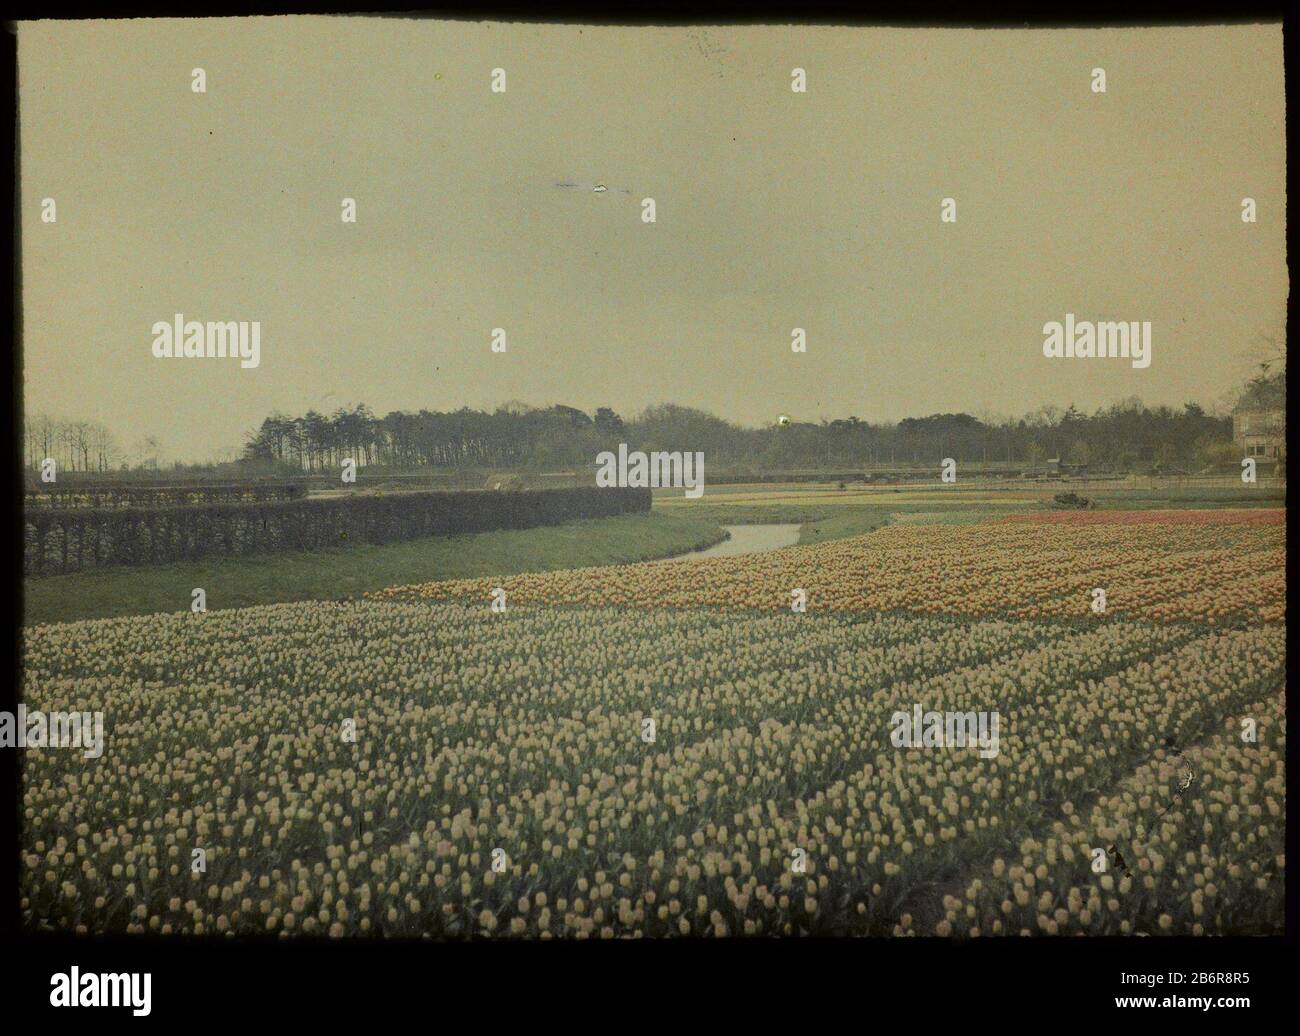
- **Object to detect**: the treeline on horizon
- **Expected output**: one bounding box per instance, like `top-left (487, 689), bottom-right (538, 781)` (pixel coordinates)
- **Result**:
top-left (239, 398), bottom-right (1241, 475)
top-left (24, 368), bottom-right (1282, 478)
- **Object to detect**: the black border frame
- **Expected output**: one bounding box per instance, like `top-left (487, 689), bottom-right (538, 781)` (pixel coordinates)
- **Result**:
top-left (3, 3), bottom-right (1295, 1021)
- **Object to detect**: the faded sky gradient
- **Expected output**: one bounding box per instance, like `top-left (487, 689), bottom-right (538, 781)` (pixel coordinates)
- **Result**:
top-left (18, 18), bottom-right (1287, 463)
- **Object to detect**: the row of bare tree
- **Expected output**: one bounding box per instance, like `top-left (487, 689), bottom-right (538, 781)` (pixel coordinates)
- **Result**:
top-left (20, 415), bottom-right (150, 473)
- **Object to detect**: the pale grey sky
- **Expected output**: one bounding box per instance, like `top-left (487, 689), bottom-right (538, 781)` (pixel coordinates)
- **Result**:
top-left (19, 18), bottom-right (1287, 462)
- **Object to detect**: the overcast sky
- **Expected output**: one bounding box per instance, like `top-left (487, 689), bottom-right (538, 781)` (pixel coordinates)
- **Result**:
top-left (19, 18), bottom-right (1286, 463)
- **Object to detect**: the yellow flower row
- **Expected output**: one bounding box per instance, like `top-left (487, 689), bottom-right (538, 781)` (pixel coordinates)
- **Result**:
top-left (371, 513), bottom-right (1284, 624)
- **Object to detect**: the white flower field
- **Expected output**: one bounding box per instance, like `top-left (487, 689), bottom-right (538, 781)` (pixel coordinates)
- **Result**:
top-left (20, 510), bottom-right (1286, 937)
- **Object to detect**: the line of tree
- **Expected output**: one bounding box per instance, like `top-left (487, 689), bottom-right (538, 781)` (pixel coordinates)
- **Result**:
top-left (22, 415), bottom-right (126, 473)
top-left (21, 416), bottom-right (242, 477)
top-left (237, 398), bottom-right (1244, 475)
top-left (26, 367), bottom-right (1282, 480)
top-left (241, 402), bottom-right (632, 472)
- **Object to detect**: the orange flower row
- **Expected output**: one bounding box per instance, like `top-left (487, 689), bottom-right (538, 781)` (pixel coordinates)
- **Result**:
top-left (374, 511), bottom-right (1285, 624)
top-left (1000, 508), bottom-right (1284, 526)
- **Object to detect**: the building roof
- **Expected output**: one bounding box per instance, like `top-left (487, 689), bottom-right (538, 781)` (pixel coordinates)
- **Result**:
top-left (1233, 374), bottom-right (1286, 413)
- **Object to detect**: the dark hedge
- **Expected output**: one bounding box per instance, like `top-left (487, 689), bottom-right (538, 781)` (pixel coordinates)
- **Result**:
top-left (25, 482), bottom-right (308, 509)
top-left (24, 486), bottom-right (650, 574)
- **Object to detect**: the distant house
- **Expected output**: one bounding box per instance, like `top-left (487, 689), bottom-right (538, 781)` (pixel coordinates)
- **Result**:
top-left (1022, 457), bottom-right (1074, 479)
top-left (1235, 408), bottom-right (1285, 460)
top-left (1233, 378), bottom-right (1286, 465)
